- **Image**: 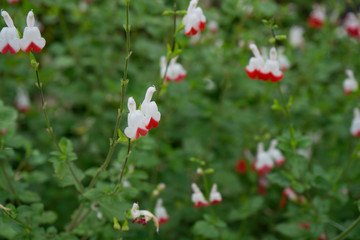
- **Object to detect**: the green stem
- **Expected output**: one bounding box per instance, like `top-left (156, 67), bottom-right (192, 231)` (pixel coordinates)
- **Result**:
top-left (276, 83), bottom-right (296, 153)
top-left (34, 61), bottom-right (85, 194)
top-left (3, 210), bottom-right (32, 231)
top-left (111, 138), bottom-right (132, 195)
top-left (87, 0), bottom-right (132, 190)
top-left (66, 204), bottom-right (84, 232)
top-left (67, 209), bottom-right (91, 232)
top-left (0, 159), bottom-right (20, 205)
top-left (155, 2), bottom-right (177, 99)
top-left (334, 216), bottom-right (360, 240)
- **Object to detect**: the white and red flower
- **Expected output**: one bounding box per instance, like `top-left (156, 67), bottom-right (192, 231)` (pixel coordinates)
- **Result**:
top-left (155, 199), bottom-right (170, 225)
top-left (289, 26), bottom-right (305, 48)
top-left (209, 183), bottom-right (222, 205)
top-left (131, 203), bottom-right (159, 233)
top-left (20, 10), bottom-right (46, 53)
top-left (257, 174), bottom-right (269, 195)
top-left (0, 10), bottom-right (20, 54)
top-left (351, 108), bottom-right (360, 137)
top-left (191, 183), bottom-right (209, 208)
top-left (279, 187), bottom-right (297, 208)
top-left (343, 69), bottom-right (358, 95)
top-left (245, 44), bottom-right (283, 82)
top-left (141, 86), bottom-right (161, 130)
top-left (308, 4), bottom-right (326, 29)
top-left (268, 139), bottom-right (285, 166)
top-left (254, 142), bottom-right (274, 175)
top-left (14, 87), bottom-right (30, 113)
top-left (183, 0), bottom-right (206, 37)
top-left (7, 0), bottom-right (20, 5)
top-left (161, 56), bottom-right (187, 82)
top-left (124, 97), bottom-right (148, 140)
top-left (344, 12), bottom-right (359, 38)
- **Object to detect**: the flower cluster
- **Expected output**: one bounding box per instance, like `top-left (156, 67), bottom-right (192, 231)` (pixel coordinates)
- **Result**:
top-left (254, 140), bottom-right (285, 175)
top-left (351, 107), bottom-right (360, 137)
top-left (0, 10), bottom-right (45, 54)
top-left (307, 4), bottom-right (326, 29)
top-left (131, 203), bottom-right (159, 232)
top-left (245, 44), bottom-right (284, 82)
top-left (343, 69), bottom-right (358, 95)
top-left (183, 0), bottom-right (206, 37)
top-left (191, 183), bottom-right (222, 208)
top-left (124, 86), bottom-right (161, 140)
top-left (160, 56), bottom-right (187, 83)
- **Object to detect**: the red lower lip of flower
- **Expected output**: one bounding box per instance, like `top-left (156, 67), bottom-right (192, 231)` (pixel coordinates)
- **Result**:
top-left (270, 73), bottom-right (283, 82)
top-left (347, 27), bottom-right (360, 37)
top-left (24, 42), bottom-right (43, 53)
top-left (308, 17), bottom-right (324, 29)
top-left (175, 74), bottom-right (186, 82)
top-left (159, 217), bottom-right (170, 225)
top-left (245, 68), bottom-right (257, 79)
top-left (194, 201), bottom-right (209, 208)
top-left (16, 106), bottom-right (30, 113)
top-left (353, 131), bottom-right (360, 137)
top-left (258, 71), bottom-right (271, 81)
top-left (210, 200), bottom-right (221, 205)
top-left (186, 27), bottom-right (199, 36)
top-left (276, 158), bottom-right (285, 166)
top-left (165, 76), bottom-right (171, 82)
top-left (199, 21), bottom-right (206, 31)
top-left (0, 129), bottom-right (8, 136)
top-left (344, 89), bottom-right (351, 95)
top-left (257, 165), bottom-right (272, 175)
top-left (258, 185), bottom-right (266, 195)
top-left (1, 44), bottom-right (17, 54)
top-left (298, 222), bottom-right (310, 230)
top-left (146, 118), bottom-right (159, 130)
top-left (235, 159), bottom-right (247, 174)
top-left (135, 128), bottom-right (148, 139)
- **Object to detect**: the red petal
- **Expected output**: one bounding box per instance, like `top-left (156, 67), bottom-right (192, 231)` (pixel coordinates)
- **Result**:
top-left (245, 67), bottom-right (257, 79)
top-left (199, 21), bottom-right (206, 31)
top-left (270, 72), bottom-right (284, 82)
top-left (24, 42), bottom-right (43, 53)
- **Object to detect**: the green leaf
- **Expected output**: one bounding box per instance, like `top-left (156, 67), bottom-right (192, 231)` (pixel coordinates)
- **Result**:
top-left (275, 223), bottom-right (309, 238)
top-left (113, 217), bottom-right (121, 230)
top-left (276, 34), bottom-right (287, 41)
top-left (122, 218), bottom-right (129, 231)
top-left (18, 191), bottom-right (41, 203)
top-left (287, 95), bottom-right (293, 109)
top-left (267, 171), bottom-right (291, 187)
top-left (193, 220), bottom-right (219, 239)
top-left (269, 37), bottom-right (276, 44)
top-left (228, 196), bottom-right (264, 220)
top-left (162, 10), bottom-right (175, 16)
top-left (117, 130), bottom-right (129, 143)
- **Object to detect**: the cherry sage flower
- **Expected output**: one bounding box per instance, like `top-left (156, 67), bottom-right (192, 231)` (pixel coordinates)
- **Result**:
top-left (245, 43), bottom-right (265, 80)
top-left (14, 87), bottom-right (30, 113)
top-left (289, 26), bottom-right (305, 48)
top-left (235, 158), bottom-right (247, 174)
top-left (344, 13), bottom-right (359, 38)
top-left (343, 69), bottom-right (358, 95)
top-left (279, 187), bottom-right (297, 208)
top-left (351, 107), bottom-right (360, 137)
top-left (131, 203), bottom-right (159, 233)
top-left (191, 183), bottom-right (209, 208)
top-left (20, 10), bottom-right (46, 53)
top-left (254, 142), bottom-right (274, 175)
top-left (308, 4), bottom-right (326, 29)
top-left (268, 139), bottom-right (286, 166)
top-left (124, 97), bottom-right (148, 140)
top-left (0, 10), bottom-right (20, 54)
top-left (160, 56), bottom-right (187, 82)
top-left (257, 175), bottom-right (269, 195)
top-left (155, 199), bottom-right (170, 225)
top-left (209, 183), bottom-right (222, 205)
top-left (7, 0), bottom-right (20, 4)
top-left (141, 86), bottom-right (161, 130)
top-left (183, 0), bottom-right (206, 37)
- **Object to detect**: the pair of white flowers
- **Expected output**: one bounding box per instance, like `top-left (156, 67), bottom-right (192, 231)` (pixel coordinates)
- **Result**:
top-left (255, 140), bottom-right (285, 175)
top-left (0, 10), bottom-right (45, 54)
top-left (124, 87), bottom-right (161, 140)
top-left (191, 183), bottom-right (222, 208)
top-left (245, 43), bottom-right (284, 82)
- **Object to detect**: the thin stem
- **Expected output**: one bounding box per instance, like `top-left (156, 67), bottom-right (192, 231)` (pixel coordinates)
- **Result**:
top-left (34, 62), bottom-right (85, 194)
top-left (276, 83), bottom-right (296, 153)
top-left (3, 210), bottom-right (32, 231)
top-left (334, 216), bottom-right (360, 240)
top-left (111, 139), bottom-right (132, 195)
top-left (0, 160), bottom-right (20, 205)
top-left (66, 203), bottom-right (84, 232)
top-left (67, 209), bottom-right (91, 232)
top-left (155, 3), bottom-right (177, 99)
top-left (87, 0), bottom-right (132, 190)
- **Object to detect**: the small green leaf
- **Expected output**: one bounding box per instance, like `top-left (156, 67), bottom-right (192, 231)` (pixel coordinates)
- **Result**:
top-left (205, 168), bottom-right (214, 174)
top-left (117, 130), bottom-right (128, 143)
top-left (276, 34), bottom-right (287, 41)
top-left (162, 10), bottom-right (175, 16)
top-left (122, 218), bottom-right (129, 231)
top-left (272, 98), bottom-right (283, 112)
top-left (176, 10), bottom-right (187, 16)
top-left (287, 96), bottom-right (293, 109)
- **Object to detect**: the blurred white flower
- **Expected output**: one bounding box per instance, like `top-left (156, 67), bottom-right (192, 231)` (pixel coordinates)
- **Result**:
top-left (155, 199), bottom-right (170, 225)
top-left (308, 4), bottom-right (325, 29)
top-left (351, 108), bottom-right (360, 137)
top-left (344, 12), bottom-right (359, 38)
top-left (15, 87), bottom-right (30, 113)
top-left (343, 69), bottom-right (358, 95)
top-left (254, 142), bottom-right (274, 175)
top-left (209, 183), bottom-right (222, 205)
top-left (131, 203), bottom-right (159, 232)
top-left (268, 139), bottom-right (285, 166)
top-left (289, 26), bottom-right (305, 48)
top-left (160, 56), bottom-right (187, 82)
top-left (191, 183), bottom-right (209, 208)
